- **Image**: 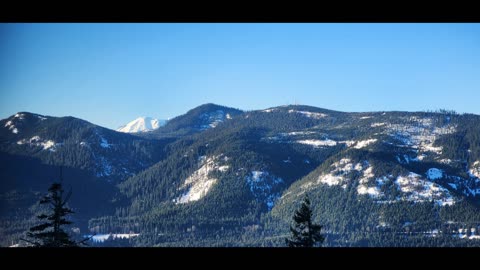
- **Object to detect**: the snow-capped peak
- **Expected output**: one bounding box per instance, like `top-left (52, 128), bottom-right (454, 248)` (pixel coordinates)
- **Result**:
top-left (117, 117), bottom-right (166, 133)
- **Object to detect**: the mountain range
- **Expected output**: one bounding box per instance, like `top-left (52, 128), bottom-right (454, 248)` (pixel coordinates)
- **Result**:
top-left (1, 104), bottom-right (480, 247)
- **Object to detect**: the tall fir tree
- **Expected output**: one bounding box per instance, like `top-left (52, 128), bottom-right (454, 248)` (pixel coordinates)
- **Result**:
top-left (24, 181), bottom-right (78, 247)
top-left (285, 195), bottom-right (324, 247)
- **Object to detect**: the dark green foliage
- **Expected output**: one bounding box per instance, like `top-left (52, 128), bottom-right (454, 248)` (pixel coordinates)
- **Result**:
top-left (145, 103), bottom-right (243, 138)
top-left (2, 105), bottom-right (480, 247)
top-left (285, 195), bottom-right (324, 247)
top-left (24, 182), bottom-right (77, 247)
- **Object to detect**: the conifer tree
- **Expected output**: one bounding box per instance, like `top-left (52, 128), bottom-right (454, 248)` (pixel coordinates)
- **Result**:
top-left (23, 181), bottom-right (78, 247)
top-left (285, 195), bottom-right (324, 247)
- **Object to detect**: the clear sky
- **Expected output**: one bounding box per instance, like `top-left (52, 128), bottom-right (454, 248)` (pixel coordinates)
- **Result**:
top-left (1, 23), bottom-right (479, 129)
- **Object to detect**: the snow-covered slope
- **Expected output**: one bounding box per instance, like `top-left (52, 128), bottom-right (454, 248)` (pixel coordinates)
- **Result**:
top-left (117, 117), bottom-right (167, 133)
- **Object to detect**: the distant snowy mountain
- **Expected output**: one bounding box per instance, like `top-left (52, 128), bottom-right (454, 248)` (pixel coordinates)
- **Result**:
top-left (117, 117), bottom-right (167, 133)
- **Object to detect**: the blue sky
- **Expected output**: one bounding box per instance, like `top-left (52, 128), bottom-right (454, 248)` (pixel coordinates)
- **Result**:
top-left (1, 23), bottom-right (479, 129)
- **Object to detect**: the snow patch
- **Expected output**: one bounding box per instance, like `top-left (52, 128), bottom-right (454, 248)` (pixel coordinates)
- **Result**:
top-left (218, 165), bottom-right (230, 172)
top-left (87, 233), bottom-right (140, 243)
top-left (371, 122), bottom-right (386, 127)
top-left (314, 159), bottom-right (354, 186)
top-left (5, 120), bottom-right (19, 134)
top-left (288, 110), bottom-right (327, 119)
top-left (246, 170), bottom-right (283, 210)
top-left (439, 159), bottom-right (452, 164)
top-left (340, 140), bottom-right (356, 147)
top-left (357, 186), bottom-right (381, 197)
top-left (426, 168), bottom-right (443, 180)
top-left (284, 131), bottom-right (316, 136)
top-left (360, 116), bottom-right (372, 119)
top-left (357, 166), bottom-right (386, 198)
top-left (448, 183), bottom-right (458, 190)
top-left (353, 139), bottom-right (377, 149)
top-left (200, 110), bottom-right (226, 130)
top-left (395, 172), bottom-right (455, 206)
top-left (386, 117), bottom-right (455, 155)
top-left (100, 137), bottom-right (112, 148)
top-left (469, 161), bottom-right (480, 179)
top-left (297, 139), bottom-right (337, 147)
top-left (175, 155), bottom-right (229, 204)
top-left (96, 156), bottom-right (112, 177)
top-left (16, 136), bottom-right (58, 152)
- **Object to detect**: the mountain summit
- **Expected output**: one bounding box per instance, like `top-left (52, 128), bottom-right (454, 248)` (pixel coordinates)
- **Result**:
top-left (117, 117), bottom-right (166, 133)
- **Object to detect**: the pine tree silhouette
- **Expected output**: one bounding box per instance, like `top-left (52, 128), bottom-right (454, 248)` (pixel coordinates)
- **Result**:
top-left (285, 195), bottom-right (324, 247)
top-left (23, 181), bottom-right (78, 247)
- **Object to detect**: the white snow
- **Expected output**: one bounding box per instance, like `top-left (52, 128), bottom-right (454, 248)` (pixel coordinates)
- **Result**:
top-left (386, 117), bottom-right (455, 155)
top-left (317, 173), bottom-right (345, 186)
top-left (16, 136), bottom-right (58, 151)
top-left (246, 170), bottom-right (283, 210)
top-left (226, 113), bottom-right (232, 119)
top-left (426, 168), bottom-right (443, 180)
top-left (341, 140), bottom-right (357, 147)
top-left (37, 115), bottom-right (47, 120)
top-left (448, 183), bottom-right (458, 190)
top-left (314, 159), bottom-right (354, 186)
top-left (262, 109), bottom-right (275, 113)
top-left (398, 154), bottom-right (427, 164)
top-left (96, 156), bottom-right (112, 177)
top-left (42, 140), bottom-right (56, 151)
top-left (357, 185), bottom-right (381, 197)
top-left (100, 137), bottom-right (111, 148)
top-left (371, 122), bottom-right (386, 127)
top-left (14, 113), bottom-right (24, 119)
top-left (117, 117), bottom-right (165, 133)
top-left (288, 110), bottom-right (327, 119)
top-left (360, 116), bottom-right (372, 119)
top-left (218, 165), bottom-right (230, 172)
top-left (417, 154), bottom-right (427, 161)
top-left (296, 139), bottom-right (337, 147)
top-left (468, 161), bottom-right (480, 179)
top-left (439, 159), bottom-right (452, 164)
top-left (284, 131), bottom-right (316, 136)
top-left (395, 172), bottom-right (455, 206)
top-left (199, 110), bottom-right (227, 130)
top-left (87, 233), bottom-right (140, 243)
top-left (353, 139), bottom-right (377, 149)
top-left (175, 155), bottom-right (229, 204)
top-left (303, 158), bottom-right (387, 199)
top-left (357, 166), bottom-right (385, 198)
top-left (5, 120), bottom-right (19, 134)
top-left (359, 166), bottom-right (374, 184)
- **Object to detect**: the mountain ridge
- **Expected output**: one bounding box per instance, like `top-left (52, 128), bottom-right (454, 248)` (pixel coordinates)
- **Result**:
top-left (2, 104), bottom-right (480, 247)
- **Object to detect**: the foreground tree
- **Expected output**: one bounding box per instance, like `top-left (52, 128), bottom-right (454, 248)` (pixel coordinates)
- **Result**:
top-left (285, 195), bottom-right (324, 247)
top-left (23, 181), bottom-right (79, 247)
